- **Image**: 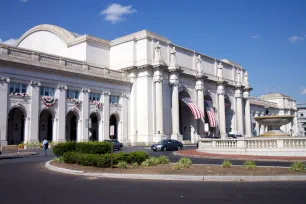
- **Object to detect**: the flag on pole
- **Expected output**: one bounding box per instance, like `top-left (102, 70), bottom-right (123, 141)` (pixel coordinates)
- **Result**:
top-left (181, 97), bottom-right (204, 119)
top-left (204, 100), bottom-right (217, 127)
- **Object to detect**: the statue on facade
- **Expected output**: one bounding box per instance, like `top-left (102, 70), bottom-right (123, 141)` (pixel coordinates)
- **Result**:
top-left (169, 46), bottom-right (177, 68)
top-left (244, 71), bottom-right (249, 87)
top-left (236, 69), bottom-right (242, 86)
top-left (154, 41), bottom-right (161, 63)
top-left (196, 55), bottom-right (203, 75)
top-left (217, 62), bottom-right (223, 81)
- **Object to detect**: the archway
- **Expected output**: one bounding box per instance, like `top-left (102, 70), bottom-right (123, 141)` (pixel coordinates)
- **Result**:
top-left (204, 95), bottom-right (215, 137)
top-left (7, 107), bottom-right (25, 145)
top-left (66, 111), bottom-right (78, 141)
top-left (39, 109), bottom-right (53, 142)
top-left (109, 114), bottom-right (118, 140)
top-left (225, 97), bottom-right (233, 135)
top-left (179, 90), bottom-right (194, 141)
top-left (89, 113), bottom-right (99, 141)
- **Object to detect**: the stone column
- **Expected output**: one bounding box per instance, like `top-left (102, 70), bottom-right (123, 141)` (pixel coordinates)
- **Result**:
top-left (235, 86), bottom-right (244, 134)
top-left (29, 81), bottom-right (41, 142)
top-left (122, 94), bottom-right (129, 143)
top-left (56, 84), bottom-right (67, 142)
top-left (81, 88), bottom-right (90, 142)
top-left (195, 76), bottom-right (206, 138)
top-left (153, 68), bottom-right (166, 141)
top-left (98, 120), bottom-right (103, 141)
top-left (169, 69), bottom-right (182, 141)
top-left (255, 111), bottom-right (260, 136)
top-left (0, 77), bottom-right (10, 145)
top-left (128, 71), bottom-right (138, 145)
top-left (260, 112), bottom-right (265, 135)
top-left (243, 89), bottom-right (252, 137)
top-left (217, 81), bottom-right (226, 139)
top-left (103, 91), bottom-right (110, 140)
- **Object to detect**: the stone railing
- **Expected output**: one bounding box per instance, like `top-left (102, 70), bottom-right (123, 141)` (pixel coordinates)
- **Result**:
top-left (198, 137), bottom-right (306, 156)
top-left (0, 43), bottom-right (130, 83)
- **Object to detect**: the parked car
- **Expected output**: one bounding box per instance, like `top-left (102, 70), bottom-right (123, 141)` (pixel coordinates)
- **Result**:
top-left (228, 131), bottom-right (244, 138)
top-left (103, 139), bottom-right (123, 150)
top-left (151, 139), bottom-right (183, 152)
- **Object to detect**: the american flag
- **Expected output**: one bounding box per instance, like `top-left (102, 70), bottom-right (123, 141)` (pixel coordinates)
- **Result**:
top-left (181, 97), bottom-right (204, 119)
top-left (204, 100), bottom-right (217, 127)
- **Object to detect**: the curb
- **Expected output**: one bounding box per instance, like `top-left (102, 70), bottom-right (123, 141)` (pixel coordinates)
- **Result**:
top-left (0, 152), bottom-right (39, 160)
top-left (173, 152), bottom-right (305, 163)
top-left (45, 161), bottom-right (306, 182)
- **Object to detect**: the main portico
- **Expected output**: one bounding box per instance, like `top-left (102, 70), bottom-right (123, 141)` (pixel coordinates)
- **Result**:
top-left (0, 24), bottom-right (298, 146)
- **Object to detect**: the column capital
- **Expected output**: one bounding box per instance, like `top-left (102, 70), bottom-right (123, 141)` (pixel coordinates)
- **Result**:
top-left (255, 111), bottom-right (260, 116)
top-left (243, 90), bottom-right (250, 99)
top-left (81, 88), bottom-right (91, 93)
top-left (0, 76), bottom-right (10, 83)
top-left (121, 93), bottom-right (129, 98)
top-left (103, 91), bottom-right (111, 96)
top-left (30, 80), bottom-right (41, 87)
top-left (235, 87), bottom-right (243, 98)
top-left (195, 78), bottom-right (205, 91)
top-left (57, 84), bottom-right (67, 90)
top-left (153, 75), bottom-right (163, 83)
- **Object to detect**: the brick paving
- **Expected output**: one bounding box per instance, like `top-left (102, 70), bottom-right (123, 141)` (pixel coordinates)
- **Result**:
top-left (175, 149), bottom-right (306, 161)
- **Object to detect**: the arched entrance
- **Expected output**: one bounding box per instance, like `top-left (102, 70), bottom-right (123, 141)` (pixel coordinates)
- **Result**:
top-left (109, 114), bottom-right (118, 140)
top-left (39, 109), bottom-right (53, 142)
top-left (89, 113), bottom-right (99, 141)
top-left (179, 90), bottom-right (194, 141)
top-left (66, 111), bottom-right (78, 141)
top-left (7, 107), bottom-right (25, 145)
top-left (204, 95), bottom-right (215, 137)
top-left (225, 97), bottom-right (233, 135)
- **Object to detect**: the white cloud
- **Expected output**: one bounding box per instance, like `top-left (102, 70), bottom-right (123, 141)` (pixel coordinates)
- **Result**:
top-left (289, 35), bottom-right (305, 43)
top-left (20, 0), bottom-right (28, 2)
top-left (100, 3), bottom-right (137, 24)
top-left (301, 88), bottom-right (306, 95)
top-left (3, 38), bottom-right (18, 46)
top-left (251, 34), bottom-right (260, 39)
top-left (0, 38), bottom-right (2, 42)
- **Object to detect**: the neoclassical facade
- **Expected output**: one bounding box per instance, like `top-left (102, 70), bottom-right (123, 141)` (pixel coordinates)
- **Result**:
top-left (0, 24), bottom-right (299, 146)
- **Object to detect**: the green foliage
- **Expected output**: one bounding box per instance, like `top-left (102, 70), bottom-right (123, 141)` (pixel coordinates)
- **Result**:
top-left (172, 163), bottom-right (185, 171)
top-left (117, 161), bottom-right (128, 169)
top-left (75, 142), bottom-right (112, 154)
top-left (53, 142), bottom-right (76, 157)
top-left (132, 162), bottom-right (139, 168)
top-left (244, 160), bottom-right (256, 169)
top-left (141, 160), bottom-right (151, 167)
top-left (221, 160), bottom-right (232, 168)
top-left (178, 157), bottom-right (192, 168)
top-left (53, 156), bottom-right (64, 163)
top-left (62, 151), bottom-right (149, 168)
top-left (157, 156), bottom-right (169, 164)
top-left (128, 151), bottom-right (149, 164)
top-left (290, 161), bottom-right (306, 172)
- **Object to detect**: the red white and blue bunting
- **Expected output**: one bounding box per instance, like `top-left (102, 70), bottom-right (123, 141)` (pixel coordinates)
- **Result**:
top-left (91, 100), bottom-right (103, 109)
top-left (10, 92), bottom-right (28, 97)
top-left (41, 96), bottom-right (57, 107)
top-left (67, 98), bottom-right (81, 107)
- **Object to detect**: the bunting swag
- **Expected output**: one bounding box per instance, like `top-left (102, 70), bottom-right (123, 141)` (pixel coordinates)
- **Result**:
top-left (181, 97), bottom-right (204, 119)
top-left (204, 101), bottom-right (217, 127)
top-left (41, 96), bottom-right (57, 107)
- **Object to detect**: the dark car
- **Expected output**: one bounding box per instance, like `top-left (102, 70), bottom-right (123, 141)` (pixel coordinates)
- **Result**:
top-left (151, 139), bottom-right (183, 152)
top-left (103, 139), bottom-right (123, 150)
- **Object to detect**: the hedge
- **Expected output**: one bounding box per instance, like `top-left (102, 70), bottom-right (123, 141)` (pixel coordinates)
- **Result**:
top-left (62, 151), bottom-right (149, 168)
top-left (53, 142), bottom-right (112, 157)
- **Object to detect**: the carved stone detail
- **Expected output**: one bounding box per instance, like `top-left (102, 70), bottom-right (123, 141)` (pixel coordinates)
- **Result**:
top-left (30, 80), bottom-right (41, 87)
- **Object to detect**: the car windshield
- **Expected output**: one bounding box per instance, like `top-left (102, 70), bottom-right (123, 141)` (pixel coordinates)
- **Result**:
top-left (157, 140), bottom-right (167, 144)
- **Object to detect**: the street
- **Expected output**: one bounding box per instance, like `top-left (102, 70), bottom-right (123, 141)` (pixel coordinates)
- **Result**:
top-left (0, 147), bottom-right (306, 204)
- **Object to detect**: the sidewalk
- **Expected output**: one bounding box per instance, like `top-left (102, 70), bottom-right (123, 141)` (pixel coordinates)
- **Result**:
top-left (174, 149), bottom-right (306, 162)
top-left (0, 151), bottom-right (39, 160)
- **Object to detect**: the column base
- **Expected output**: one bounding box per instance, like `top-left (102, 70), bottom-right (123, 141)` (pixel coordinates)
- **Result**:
top-left (221, 133), bottom-right (227, 139)
top-left (153, 134), bottom-right (168, 143)
top-left (0, 140), bottom-right (8, 146)
top-left (171, 133), bottom-right (183, 141)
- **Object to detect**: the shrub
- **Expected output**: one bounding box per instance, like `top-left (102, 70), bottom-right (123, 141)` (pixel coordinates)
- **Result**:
top-left (178, 157), bottom-right (192, 168)
top-left (128, 151), bottom-right (149, 164)
top-left (221, 160), bottom-right (232, 168)
top-left (53, 156), bottom-right (64, 163)
top-left (118, 161), bottom-right (128, 169)
top-left (290, 161), bottom-right (306, 172)
top-left (62, 152), bottom-right (80, 164)
top-left (75, 142), bottom-right (112, 154)
top-left (141, 160), bottom-right (151, 167)
top-left (132, 162), bottom-right (139, 168)
top-left (172, 163), bottom-right (185, 171)
top-left (53, 142), bottom-right (76, 157)
top-left (157, 156), bottom-right (169, 164)
top-left (244, 160), bottom-right (256, 169)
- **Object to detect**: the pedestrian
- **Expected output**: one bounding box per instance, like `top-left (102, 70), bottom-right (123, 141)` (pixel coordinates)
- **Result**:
top-left (42, 138), bottom-right (49, 157)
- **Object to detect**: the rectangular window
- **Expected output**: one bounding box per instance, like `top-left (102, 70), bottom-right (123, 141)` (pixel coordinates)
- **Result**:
top-left (9, 83), bottom-right (27, 94)
top-left (89, 93), bottom-right (100, 101)
top-left (40, 87), bottom-right (55, 96)
top-left (110, 95), bottom-right (120, 104)
top-left (67, 90), bottom-right (80, 99)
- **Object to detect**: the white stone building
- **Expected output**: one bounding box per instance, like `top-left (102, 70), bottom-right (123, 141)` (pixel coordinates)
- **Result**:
top-left (0, 24), bottom-right (299, 146)
top-left (297, 104), bottom-right (306, 136)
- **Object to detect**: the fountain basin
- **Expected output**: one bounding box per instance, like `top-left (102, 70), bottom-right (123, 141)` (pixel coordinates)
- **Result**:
top-left (254, 115), bottom-right (294, 137)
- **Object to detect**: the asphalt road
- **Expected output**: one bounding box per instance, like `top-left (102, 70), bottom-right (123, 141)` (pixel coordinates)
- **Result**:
top-left (1, 153), bottom-right (306, 204)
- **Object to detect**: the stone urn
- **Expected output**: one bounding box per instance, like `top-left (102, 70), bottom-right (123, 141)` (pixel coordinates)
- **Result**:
top-left (254, 115), bottom-right (294, 137)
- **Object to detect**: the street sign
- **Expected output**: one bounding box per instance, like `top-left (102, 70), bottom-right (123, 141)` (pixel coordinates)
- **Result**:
top-left (110, 125), bottom-right (115, 136)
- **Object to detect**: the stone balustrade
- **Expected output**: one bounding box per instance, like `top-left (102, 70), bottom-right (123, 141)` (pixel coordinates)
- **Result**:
top-left (198, 137), bottom-right (306, 156)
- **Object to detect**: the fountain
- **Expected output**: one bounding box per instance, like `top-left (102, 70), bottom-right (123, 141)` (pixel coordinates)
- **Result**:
top-left (254, 115), bottom-right (294, 137)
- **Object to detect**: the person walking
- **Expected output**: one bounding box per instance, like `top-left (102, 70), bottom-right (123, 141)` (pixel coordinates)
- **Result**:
top-left (42, 139), bottom-right (49, 157)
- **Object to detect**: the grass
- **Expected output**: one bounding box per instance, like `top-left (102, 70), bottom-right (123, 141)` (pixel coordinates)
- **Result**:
top-left (244, 160), bottom-right (256, 169)
top-left (221, 160), bottom-right (232, 168)
top-left (290, 161), bottom-right (306, 172)
top-left (117, 161), bottom-right (128, 169)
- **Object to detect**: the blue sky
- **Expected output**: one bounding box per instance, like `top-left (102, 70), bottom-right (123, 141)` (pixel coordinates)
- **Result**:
top-left (0, 0), bottom-right (305, 103)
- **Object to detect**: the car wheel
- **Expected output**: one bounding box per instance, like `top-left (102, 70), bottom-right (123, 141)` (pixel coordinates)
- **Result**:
top-left (163, 147), bottom-right (167, 152)
top-left (177, 146), bottom-right (182, 151)
top-left (153, 149), bottom-right (157, 152)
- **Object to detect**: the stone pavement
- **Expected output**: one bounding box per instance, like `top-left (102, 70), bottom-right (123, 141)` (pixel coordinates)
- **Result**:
top-left (174, 149), bottom-right (306, 162)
